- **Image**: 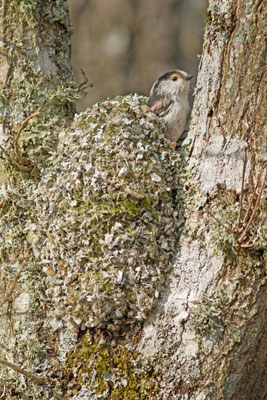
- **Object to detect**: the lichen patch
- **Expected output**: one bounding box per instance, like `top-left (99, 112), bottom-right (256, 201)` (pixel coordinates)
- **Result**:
top-left (28, 94), bottom-right (185, 332)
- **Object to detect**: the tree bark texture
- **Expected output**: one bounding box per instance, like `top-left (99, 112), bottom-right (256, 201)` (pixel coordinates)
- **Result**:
top-left (0, 0), bottom-right (266, 399)
top-left (138, 1), bottom-right (266, 399)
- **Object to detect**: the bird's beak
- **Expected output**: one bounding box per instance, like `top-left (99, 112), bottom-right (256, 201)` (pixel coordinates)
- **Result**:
top-left (186, 75), bottom-right (193, 81)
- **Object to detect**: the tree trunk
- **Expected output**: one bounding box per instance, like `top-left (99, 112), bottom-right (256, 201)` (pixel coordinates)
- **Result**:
top-left (0, 0), bottom-right (266, 399)
top-left (138, 1), bottom-right (266, 399)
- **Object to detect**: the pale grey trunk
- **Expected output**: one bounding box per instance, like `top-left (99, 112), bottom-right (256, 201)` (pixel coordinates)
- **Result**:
top-left (138, 1), bottom-right (266, 399)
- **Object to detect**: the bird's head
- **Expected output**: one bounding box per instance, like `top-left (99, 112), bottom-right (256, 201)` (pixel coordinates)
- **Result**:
top-left (151, 69), bottom-right (193, 98)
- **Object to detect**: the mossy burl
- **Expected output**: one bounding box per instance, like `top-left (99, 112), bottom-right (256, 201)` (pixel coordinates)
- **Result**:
top-left (28, 94), bottom-right (185, 332)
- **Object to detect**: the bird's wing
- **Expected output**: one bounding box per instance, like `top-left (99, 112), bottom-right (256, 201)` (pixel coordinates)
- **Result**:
top-left (148, 95), bottom-right (173, 118)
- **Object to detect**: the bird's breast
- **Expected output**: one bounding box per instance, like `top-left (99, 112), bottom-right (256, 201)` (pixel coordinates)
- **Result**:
top-left (164, 99), bottom-right (190, 142)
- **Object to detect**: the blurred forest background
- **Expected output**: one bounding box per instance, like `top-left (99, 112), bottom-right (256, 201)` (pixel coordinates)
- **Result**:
top-left (70, 0), bottom-right (208, 110)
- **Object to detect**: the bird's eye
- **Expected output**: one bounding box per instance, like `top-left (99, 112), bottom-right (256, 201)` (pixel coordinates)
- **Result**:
top-left (171, 75), bottom-right (178, 81)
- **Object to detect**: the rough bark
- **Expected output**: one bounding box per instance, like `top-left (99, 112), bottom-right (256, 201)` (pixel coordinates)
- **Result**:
top-left (0, 0), bottom-right (266, 399)
top-left (137, 1), bottom-right (266, 399)
top-left (0, 0), bottom-right (78, 398)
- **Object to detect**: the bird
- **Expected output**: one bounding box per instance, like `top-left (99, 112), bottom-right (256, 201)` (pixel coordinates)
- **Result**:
top-left (148, 70), bottom-right (193, 146)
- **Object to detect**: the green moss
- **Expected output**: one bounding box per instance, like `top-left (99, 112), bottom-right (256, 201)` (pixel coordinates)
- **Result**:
top-left (65, 337), bottom-right (160, 399)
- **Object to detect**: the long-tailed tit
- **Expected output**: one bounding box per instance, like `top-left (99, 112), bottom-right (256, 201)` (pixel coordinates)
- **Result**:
top-left (148, 70), bottom-right (193, 144)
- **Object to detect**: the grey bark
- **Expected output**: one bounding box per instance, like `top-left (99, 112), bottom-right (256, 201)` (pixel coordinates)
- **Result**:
top-left (139, 1), bottom-right (266, 399)
top-left (0, 0), bottom-right (266, 399)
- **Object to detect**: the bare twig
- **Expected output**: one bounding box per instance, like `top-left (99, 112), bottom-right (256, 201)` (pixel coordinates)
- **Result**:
top-left (0, 358), bottom-right (46, 385)
top-left (203, 205), bottom-right (232, 233)
top-left (0, 108), bottom-right (41, 170)
top-left (0, 144), bottom-right (32, 171)
top-left (240, 216), bottom-right (266, 248)
top-left (0, 262), bottom-right (25, 309)
top-left (78, 68), bottom-right (94, 92)
top-left (242, 166), bottom-right (264, 225)
top-left (14, 107), bottom-right (41, 164)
